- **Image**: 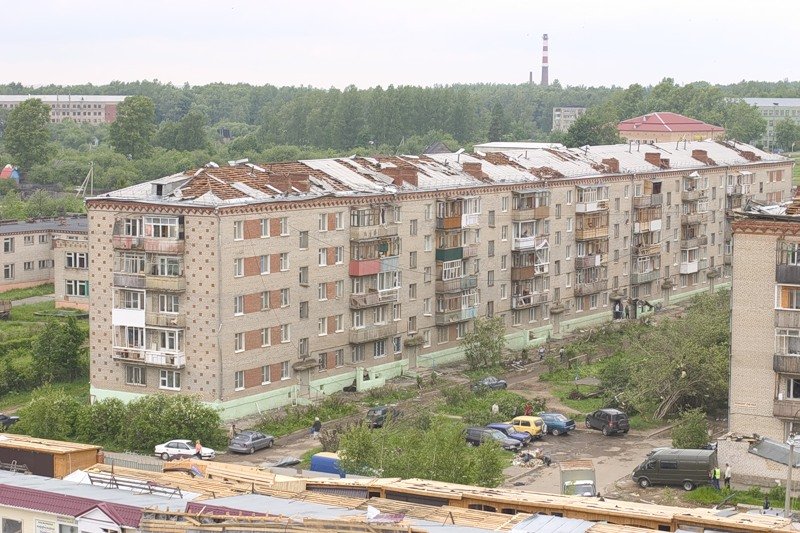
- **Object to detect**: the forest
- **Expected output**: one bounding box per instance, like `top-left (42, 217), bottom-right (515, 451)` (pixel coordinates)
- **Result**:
top-left (0, 78), bottom-right (797, 195)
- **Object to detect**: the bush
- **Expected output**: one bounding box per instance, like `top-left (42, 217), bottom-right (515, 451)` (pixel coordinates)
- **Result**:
top-left (257, 395), bottom-right (358, 437)
top-left (74, 398), bottom-right (127, 448)
top-left (9, 384), bottom-right (84, 441)
top-left (671, 408), bottom-right (709, 449)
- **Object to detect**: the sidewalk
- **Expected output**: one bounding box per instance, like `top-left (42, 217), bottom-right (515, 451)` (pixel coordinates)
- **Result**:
top-left (10, 295), bottom-right (54, 307)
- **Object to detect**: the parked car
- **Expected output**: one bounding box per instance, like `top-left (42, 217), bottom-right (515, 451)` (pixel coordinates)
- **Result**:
top-left (585, 408), bottom-right (630, 436)
top-left (464, 427), bottom-right (522, 451)
top-left (507, 416), bottom-right (547, 439)
top-left (0, 414), bottom-right (19, 428)
top-left (154, 439), bottom-right (216, 461)
top-left (633, 448), bottom-right (717, 491)
top-left (365, 405), bottom-right (401, 428)
top-left (538, 412), bottom-right (576, 436)
top-left (471, 376), bottom-right (508, 392)
top-left (485, 422), bottom-right (531, 445)
top-left (227, 430), bottom-right (275, 454)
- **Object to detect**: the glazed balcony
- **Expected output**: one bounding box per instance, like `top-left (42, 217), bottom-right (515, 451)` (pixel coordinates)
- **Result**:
top-left (380, 256), bottom-right (399, 272)
top-left (349, 289), bottom-right (399, 309)
top-left (145, 311), bottom-right (186, 328)
top-left (575, 199), bottom-right (609, 213)
top-left (462, 213), bottom-right (480, 228)
top-left (574, 279), bottom-right (608, 296)
top-left (511, 234), bottom-right (549, 252)
top-left (350, 224), bottom-right (398, 241)
top-left (681, 189), bottom-right (707, 201)
top-left (633, 194), bottom-right (663, 208)
top-left (773, 398), bottom-right (800, 419)
top-left (435, 275), bottom-right (477, 293)
top-left (574, 226), bottom-right (609, 241)
top-left (145, 276), bottom-right (186, 292)
top-left (630, 270), bottom-right (659, 285)
top-left (574, 254), bottom-right (605, 269)
top-left (436, 215), bottom-right (462, 231)
top-left (511, 292), bottom-right (549, 310)
top-left (681, 212), bottom-right (708, 225)
top-left (680, 236), bottom-right (708, 249)
top-left (774, 354), bottom-right (800, 374)
top-left (777, 264), bottom-right (800, 285)
top-left (434, 307), bottom-right (478, 325)
top-left (112, 348), bottom-right (186, 369)
top-left (633, 243), bottom-right (661, 257)
top-left (511, 206), bottom-right (550, 221)
top-left (349, 322), bottom-right (398, 344)
top-left (510, 264), bottom-right (548, 281)
top-left (113, 272), bottom-right (146, 289)
top-left (679, 258), bottom-right (707, 275)
top-left (776, 309), bottom-right (800, 329)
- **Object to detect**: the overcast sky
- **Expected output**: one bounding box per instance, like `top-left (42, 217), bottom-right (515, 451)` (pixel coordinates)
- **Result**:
top-left (5, 0), bottom-right (798, 89)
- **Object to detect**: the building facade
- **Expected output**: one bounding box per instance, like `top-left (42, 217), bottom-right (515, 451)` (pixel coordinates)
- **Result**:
top-left (86, 141), bottom-right (791, 418)
top-left (0, 95), bottom-right (128, 124)
top-left (0, 217), bottom-right (88, 308)
top-left (551, 107), bottom-right (586, 133)
top-left (618, 112), bottom-right (725, 143)
top-left (740, 97), bottom-right (800, 151)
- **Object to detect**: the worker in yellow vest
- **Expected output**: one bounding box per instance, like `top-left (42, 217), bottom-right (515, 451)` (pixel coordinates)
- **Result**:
top-left (712, 466), bottom-right (721, 490)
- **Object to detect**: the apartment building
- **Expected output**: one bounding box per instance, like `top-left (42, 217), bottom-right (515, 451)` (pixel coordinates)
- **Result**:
top-left (551, 107), bottom-right (586, 133)
top-left (0, 95), bottom-right (127, 124)
top-left (0, 216), bottom-right (88, 307)
top-left (741, 97), bottom-right (800, 150)
top-left (729, 199), bottom-right (800, 440)
top-left (86, 141), bottom-right (791, 418)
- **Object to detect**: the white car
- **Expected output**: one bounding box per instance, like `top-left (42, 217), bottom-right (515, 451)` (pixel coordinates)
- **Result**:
top-left (154, 439), bottom-right (216, 461)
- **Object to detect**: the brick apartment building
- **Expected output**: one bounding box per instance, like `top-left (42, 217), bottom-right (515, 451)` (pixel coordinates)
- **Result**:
top-left (0, 216), bottom-right (88, 309)
top-left (0, 95), bottom-right (128, 124)
top-left (86, 141), bottom-right (791, 418)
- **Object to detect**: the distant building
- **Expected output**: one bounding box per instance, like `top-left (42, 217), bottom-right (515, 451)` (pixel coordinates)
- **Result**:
top-left (422, 141), bottom-right (452, 154)
top-left (0, 95), bottom-right (128, 124)
top-left (551, 107), bottom-right (586, 132)
top-left (618, 112), bottom-right (725, 143)
top-left (740, 97), bottom-right (800, 150)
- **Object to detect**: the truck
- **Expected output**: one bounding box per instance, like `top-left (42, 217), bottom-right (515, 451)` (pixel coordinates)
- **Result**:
top-left (310, 452), bottom-right (346, 478)
top-left (559, 459), bottom-right (597, 497)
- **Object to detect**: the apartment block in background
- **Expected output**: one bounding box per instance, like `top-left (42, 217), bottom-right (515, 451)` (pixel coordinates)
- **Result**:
top-left (86, 141), bottom-right (791, 418)
top-left (0, 95), bottom-right (128, 124)
top-left (552, 107), bottom-right (586, 133)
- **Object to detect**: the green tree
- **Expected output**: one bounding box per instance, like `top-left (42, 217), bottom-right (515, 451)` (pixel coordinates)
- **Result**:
top-left (775, 119), bottom-right (800, 152)
top-left (174, 110), bottom-right (209, 151)
top-left (110, 95), bottom-right (156, 159)
top-left (32, 318), bottom-right (87, 383)
top-left (461, 316), bottom-right (506, 370)
top-left (564, 110), bottom-right (620, 147)
top-left (671, 408), bottom-right (710, 449)
top-left (487, 102), bottom-right (506, 141)
top-left (722, 101), bottom-right (766, 144)
top-left (9, 385), bottom-right (84, 441)
top-left (3, 98), bottom-right (52, 170)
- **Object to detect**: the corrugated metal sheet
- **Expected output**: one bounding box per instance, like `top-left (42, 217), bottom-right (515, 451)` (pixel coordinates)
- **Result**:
top-left (749, 437), bottom-right (800, 467)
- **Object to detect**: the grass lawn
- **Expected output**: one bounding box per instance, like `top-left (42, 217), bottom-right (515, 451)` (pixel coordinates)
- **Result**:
top-left (8, 301), bottom-right (57, 322)
top-left (0, 284), bottom-right (54, 301)
top-left (0, 378), bottom-right (89, 411)
top-left (464, 364), bottom-right (506, 381)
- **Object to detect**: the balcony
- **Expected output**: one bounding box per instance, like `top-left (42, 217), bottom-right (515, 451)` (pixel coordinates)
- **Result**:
top-left (349, 259), bottom-right (381, 277)
top-left (773, 398), bottom-right (800, 418)
top-left (436, 216), bottom-right (462, 231)
top-left (510, 264), bottom-right (548, 281)
top-left (112, 348), bottom-right (186, 369)
top-left (512, 206), bottom-right (550, 221)
top-left (113, 272), bottom-right (146, 289)
top-left (776, 309), bottom-right (800, 329)
top-left (349, 289), bottom-right (399, 309)
top-left (633, 194), bottom-right (663, 208)
top-left (142, 238), bottom-right (184, 254)
top-left (575, 254), bottom-right (604, 269)
top-left (633, 243), bottom-right (661, 257)
top-left (574, 226), bottom-right (609, 241)
top-left (574, 279), bottom-right (608, 296)
top-left (575, 199), bottom-right (609, 213)
top-left (631, 270), bottom-right (659, 284)
top-left (434, 307), bottom-right (478, 325)
top-left (681, 189), bottom-right (707, 201)
top-left (681, 212), bottom-right (708, 225)
top-left (145, 276), bottom-right (186, 292)
top-left (462, 243), bottom-right (479, 258)
top-left (680, 236), bottom-right (709, 249)
top-left (511, 234), bottom-right (549, 251)
top-left (435, 275), bottom-right (477, 293)
top-left (679, 258), bottom-right (707, 275)
top-left (727, 185), bottom-right (747, 196)
top-left (634, 219), bottom-right (662, 234)
top-left (777, 264), bottom-right (800, 285)
top-left (350, 224), bottom-right (398, 241)
top-left (462, 213), bottom-right (480, 227)
top-left (511, 292), bottom-right (549, 310)
top-left (349, 322), bottom-right (398, 344)
top-left (724, 253), bottom-right (732, 266)
top-left (112, 235), bottom-right (143, 250)
top-left (380, 255), bottom-right (399, 272)
top-left (145, 311), bottom-right (186, 328)
top-left (774, 354), bottom-right (800, 374)
top-left (435, 247), bottom-right (464, 262)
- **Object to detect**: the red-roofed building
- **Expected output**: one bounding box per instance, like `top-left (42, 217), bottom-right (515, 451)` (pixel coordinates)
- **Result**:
top-left (618, 112), bottom-right (725, 143)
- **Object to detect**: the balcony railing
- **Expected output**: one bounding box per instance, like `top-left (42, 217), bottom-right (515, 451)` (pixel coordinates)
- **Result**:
top-left (724, 253), bottom-right (732, 266)
top-left (680, 236), bottom-right (709, 249)
top-left (681, 212), bottom-right (708, 225)
top-left (575, 199), bottom-right (609, 213)
top-left (113, 272), bottom-right (146, 289)
top-left (776, 309), bottom-right (800, 329)
top-left (142, 238), bottom-right (185, 254)
top-left (631, 270), bottom-right (659, 284)
top-left (349, 258), bottom-right (381, 277)
top-left (145, 276), bottom-right (186, 292)
top-left (574, 279), bottom-right (608, 296)
top-left (634, 219), bottom-right (663, 234)
top-left (512, 206), bottom-right (550, 221)
top-left (145, 311), bottom-right (186, 328)
top-left (435, 216), bottom-right (462, 230)
top-left (511, 234), bottom-right (548, 251)
top-left (679, 258), bottom-right (708, 275)
top-left (777, 264), bottom-right (800, 285)
top-left (774, 354), bottom-right (800, 374)
top-left (349, 322), bottom-right (398, 344)
top-left (681, 189), bottom-right (707, 201)
top-left (633, 194), bottom-right (663, 208)
top-left (727, 184), bottom-right (744, 196)
top-left (574, 226), bottom-right (609, 240)
top-left (510, 264), bottom-right (548, 281)
top-left (435, 275), bottom-right (477, 293)
top-left (349, 289), bottom-right (399, 309)
top-left (462, 213), bottom-right (480, 227)
top-left (434, 307), bottom-right (478, 325)
top-left (462, 243), bottom-right (479, 258)
top-left (112, 348), bottom-right (186, 369)
top-left (773, 398), bottom-right (800, 418)
top-left (575, 254), bottom-right (605, 269)
top-left (511, 292), bottom-right (549, 310)
top-left (435, 247), bottom-right (464, 262)
top-left (633, 243), bottom-right (661, 257)
top-left (350, 224), bottom-right (398, 241)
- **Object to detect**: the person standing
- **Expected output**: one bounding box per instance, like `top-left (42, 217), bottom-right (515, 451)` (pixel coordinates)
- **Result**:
top-left (524, 402), bottom-right (533, 416)
top-left (712, 465), bottom-right (721, 490)
top-left (538, 346), bottom-right (546, 361)
top-left (194, 440), bottom-right (203, 459)
top-left (724, 463), bottom-right (732, 489)
top-left (312, 417), bottom-right (322, 438)
top-left (228, 424), bottom-right (237, 443)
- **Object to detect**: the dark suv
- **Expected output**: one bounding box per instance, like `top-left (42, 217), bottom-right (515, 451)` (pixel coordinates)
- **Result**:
top-left (365, 406), bottom-right (401, 428)
top-left (464, 427), bottom-right (522, 451)
top-left (585, 408), bottom-right (630, 436)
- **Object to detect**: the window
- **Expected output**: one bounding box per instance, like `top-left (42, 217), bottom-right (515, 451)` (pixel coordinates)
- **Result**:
top-left (424, 267), bottom-right (432, 283)
top-left (410, 219), bottom-right (418, 235)
top-left (352, 345), bottom-right (365, 363)
top-left (234, 258), bottom-right (243, 277)
top-left (66, 252), bottom-right (88, 268)
top-left (299, 231), bottom-right (309, 249)
top-left (299, 337), bottom-right (309, 356)
top-left (318, 282), bottom-right (328, 300)
top-left (374, 339), bottom-right (386, 358)
top-left (318, 248), bottom-right (328, 266)
top-left (335, 211), bottom-right (344, 229)
top-left (501, 255), bottom-right (508, 270)
top-left (39, 234), bottom-right (48, 244)
top-left (318, 352), bottom-right (328, 371)
top-left (500, 283), bottom-right (507, 299)
top-left (234, 332), bottom-right (244, 352)
top-left (234, 295), bottom-right (243, 315)
top-left (393, 336), bottom-right (402, 354)
top-left (261, 327), bottom-right (271, 346)
top-left (319, 213), bottom-right (329, 232)
top-left (260, 218), bottom-right (270, 237)
top-left (65, 280), bottom-right (88, 296)
top-left (779, 286), bottom-right (800, 309)
top-left (336, 280), bottom-right (344, 297)
top-left (23, 261), bottom-right (33, 271)
top-left (335, 314), bottom-right (344, 332)
top-left (281, 361), bottom-right (291, 379)
top-left (488, 270), bottom-right (495, 287)
top-left (392, 303), bottom-right (401, 321)
top-left (318, 317), bottom-right (328, 336)
top-left (374, 306), bottom-right (387, 325)
top-left (501, 196), bottom-right (509, 212)
top-left (423, 329), bottom-right (431, 347)
top-left (159, 294), bottom-right (179, 313)
top-left (281, 288), bottom-right (290, 307)
top-left (3, 238), bottom-right (13, 253)
top-left (233, 221), bottom-right (243, 240)
top-left (234, 370), bottom-right (244, 390)
top-left (425, 204), bottom-right (433, 220)
top-left (280, 217), bottom-right (289, 236)
top-left (566, 189), bottom-right (573, 204)
top-left (408, 315), bottom-right (417, 333)
top-left (159, 370), bottom-right (181, 390)
top-left (300, 300), bottom-right (309, 318)
top-left (280, 252), bottom-right (289, 271)
top-left (281, 324), bottom-right (291, 343)
top-left (125, 365), bottom-right (146, 386)
top-left (424, 297), bottom-right (432, 315)
top-left (566, 218), bottom-right (573, 232)
top-left (488, 210), bottom-right (495, 227)
top-left (299, 266), bottom-right (309, 285)
top-left (260, 254), bottom-right (270, 274)
top-left (410, 251), bottom-right (417, 269)
top-left (424, 235), bottom-right (432, 251)
top-left (38, 259), bottom-right (51, 269)
top-left (261, 290), bottom-right (270, 310)
top-left (488, 240), bottom-right (495, 257)
top-left (501, 226), bottom-right (508, 241)
top-left (335, 246), bottom-right (344, 264)
top-left (145, 216), bottom-right (179, 238)
top-left (409, 283), bottom-right (417, 299)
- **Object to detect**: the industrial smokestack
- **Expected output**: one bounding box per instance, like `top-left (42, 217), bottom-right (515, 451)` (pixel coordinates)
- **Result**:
top-left (529, 71), bottom-right (533, 84)
top-left (540, 33), bottom-right (549, 87)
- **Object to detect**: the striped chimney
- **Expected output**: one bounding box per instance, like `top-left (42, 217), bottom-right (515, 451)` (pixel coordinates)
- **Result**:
top-left (541, 33), bottom-right (549, 87)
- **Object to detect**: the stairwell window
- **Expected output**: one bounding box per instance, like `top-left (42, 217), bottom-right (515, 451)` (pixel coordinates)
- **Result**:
top-left (234, 371), bottom-right (244, 391)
